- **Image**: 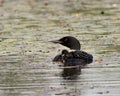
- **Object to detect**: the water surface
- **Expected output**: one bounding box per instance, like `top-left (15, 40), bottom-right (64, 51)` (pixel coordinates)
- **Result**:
top-left (0, 0), bottom-right (120, 96)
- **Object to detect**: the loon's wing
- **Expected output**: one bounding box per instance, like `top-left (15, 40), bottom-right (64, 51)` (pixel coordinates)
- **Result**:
top-left (72, 50), bottom-right (93, 64)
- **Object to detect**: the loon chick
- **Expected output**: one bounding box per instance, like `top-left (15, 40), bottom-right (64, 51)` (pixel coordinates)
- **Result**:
top-left (51, 36), bottom-right (93, 66)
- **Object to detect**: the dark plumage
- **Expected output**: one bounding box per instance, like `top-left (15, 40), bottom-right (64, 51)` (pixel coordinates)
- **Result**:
top-left (51, 36), bottom-right (93, 67)
top-left (51, 36), bottom-right (80, 50)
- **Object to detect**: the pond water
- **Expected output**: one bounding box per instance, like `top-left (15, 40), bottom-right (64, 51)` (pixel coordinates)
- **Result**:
top-left (0, 0), bottom-right (120, 96)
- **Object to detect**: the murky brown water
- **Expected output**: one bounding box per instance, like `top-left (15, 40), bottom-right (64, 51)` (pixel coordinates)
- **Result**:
top-left (0, 0), bottom-right (120, 96)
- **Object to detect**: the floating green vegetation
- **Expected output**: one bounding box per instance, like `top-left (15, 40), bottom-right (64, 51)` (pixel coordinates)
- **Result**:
top-left (49, 19), bottom-right (68, 27)
top-left (67, 7), bottom-right (116, 16)
top-left (97, 45), bottom-right (120, 54)
top-left (98, 32), bottom-right (112, 35)
top-left (97, 50), bottom-right (114, 54)
top-left (68, 8), bottom-right (90, 14)
top-left (91, 7), bottom-right (116, 11)
top-left (50, 19), bottom-right (63, 24)
top-left (66, 28), bottom-right (74, 31)
top-left (112, 45), bottom-right (120, 52)
top-left (26, 25), bottom-right (40, 28)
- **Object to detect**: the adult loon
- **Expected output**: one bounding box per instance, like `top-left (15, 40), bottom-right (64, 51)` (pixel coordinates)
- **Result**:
top-left (51, 36), bottom-right (93, 67)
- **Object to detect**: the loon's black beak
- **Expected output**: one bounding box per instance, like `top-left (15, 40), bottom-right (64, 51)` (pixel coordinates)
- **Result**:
top-left (50, 40), bottom-right (62, 44)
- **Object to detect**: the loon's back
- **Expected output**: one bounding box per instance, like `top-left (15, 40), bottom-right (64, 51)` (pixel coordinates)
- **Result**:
top-left (53, 50), bottom-right (93, 66)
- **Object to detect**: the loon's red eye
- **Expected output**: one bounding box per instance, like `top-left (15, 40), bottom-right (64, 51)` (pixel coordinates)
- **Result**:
top-left (64, 38), bottom-right (68, 42)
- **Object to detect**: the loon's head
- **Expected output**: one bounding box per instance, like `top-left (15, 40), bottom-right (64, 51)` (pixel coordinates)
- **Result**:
top-left (51, 36), bottom-right (81, 50)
